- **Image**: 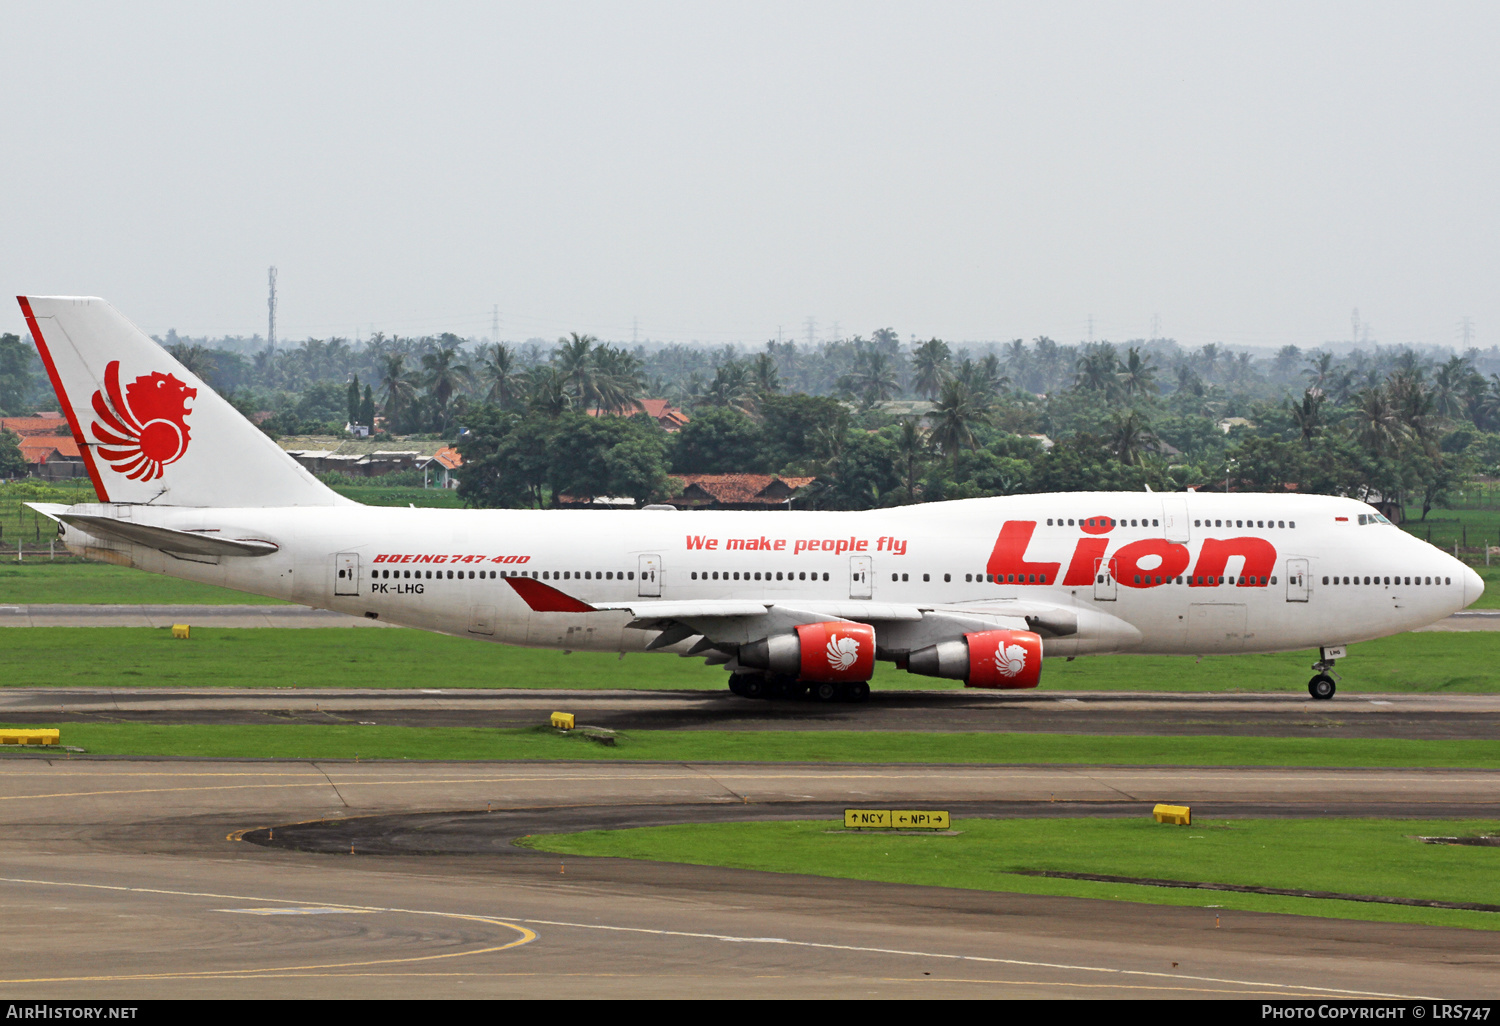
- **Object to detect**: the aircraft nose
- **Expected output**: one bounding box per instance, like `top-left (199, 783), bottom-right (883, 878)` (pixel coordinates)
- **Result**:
top-left (1464, 565), bottom-right (1485, 608)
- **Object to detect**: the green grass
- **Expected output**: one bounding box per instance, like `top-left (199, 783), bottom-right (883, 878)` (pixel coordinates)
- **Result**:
top-left (1, 625), bottom-right (1497, 693)
top-left (521, 817), bottom-right (1500, 932)
top-left (14, 723), bottom-right (1500, 768)
top-left (0, 563), bottom-right (289, 605)
top-left (0, 627), bottom-right (728, 689)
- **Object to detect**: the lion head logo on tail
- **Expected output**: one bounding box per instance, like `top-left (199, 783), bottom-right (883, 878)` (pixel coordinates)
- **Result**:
top-left (90, 360), bottom-right (197, 481)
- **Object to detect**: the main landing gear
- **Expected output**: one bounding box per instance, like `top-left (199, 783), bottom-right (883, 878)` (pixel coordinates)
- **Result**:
top-left (728, 674), bottom-right (869, 702)
top-left (1307, 647), bottom-right (1344, 700)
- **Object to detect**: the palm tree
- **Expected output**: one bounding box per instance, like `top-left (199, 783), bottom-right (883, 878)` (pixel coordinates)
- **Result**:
top-left (751, 352), bottom-right (780, 397)
top-left (911, 339), bottom-right (951, 399)
top-left (379, 354), bottom-right (417, 430)
top-left (1032, 336), bottom-right (1064, 392)
top-left (1287, 390), bottom-right (1325, 443)
top-left (1116, 347), bottom-right (1159, 399)
top-left (843, 349), bottom-right (901, 407)
top-left (591, 345), bottom-right (646, 415)
top-left (1432, 356), bottom-right (1471, 420)
top-left (929, 379), bottom-right (991, 454)
top-left (1304, 350), bottom-right (1334, 392)
top-left (422, 345), bottom-right (472, 429)
top-left (1197, 343), bottom-right (1223, 382)
top-left (1350, 387), bottom-right (1409, 457)
top-left (700, 361), bottom-right (757, 413)
top-left (526, 366), bottom-right (572, 415)
top-left (554, 332), bottom-right (599, 409)
top-left (166, 342), bottom-right (217, 383)
top-left (1073, 345), bottom-right (1118, 395)
top-left (1109, 408), bottom-right (1156, 466)
top-left (477, 343), bottom-right (520, 409)
top-left (895, 419), bottom-right (929, 502)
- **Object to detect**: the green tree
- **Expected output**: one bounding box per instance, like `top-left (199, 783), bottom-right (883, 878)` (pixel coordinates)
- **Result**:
top-left (671, 406), bottom-right (764, 473)
top-left (0, 334), bottom-right (36, 413)
top-left (759, 393), bottom-right (847, 470)
top-left (0, 429), bottom-right (25, 478)
top-left (911, 339), bottom-right (951, 399)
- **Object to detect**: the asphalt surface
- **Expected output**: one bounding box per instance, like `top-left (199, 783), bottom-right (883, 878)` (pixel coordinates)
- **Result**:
top-left (3, 603), bottom-right (1499, 630)
top-left (6, 686), bottom-right (1500, 739)
top-left (1, 758), bottom-right (1498, 998)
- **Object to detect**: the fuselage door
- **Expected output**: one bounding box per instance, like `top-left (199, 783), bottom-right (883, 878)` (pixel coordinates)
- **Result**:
top-left (1285, 558), bottom-right (1311, 602)
top-left (850, 554), bottom-right (872, 599)
top-left (1093, 557), bottom-right (1118, 601)
top-left (335, 552), bottom-right (359, 596)
top-left (468, 604), bottom-right (496, 636)
top-left (1162, 497), bottom-right (1191, 543)
top-left (639, 554), bottom-right (662, 597)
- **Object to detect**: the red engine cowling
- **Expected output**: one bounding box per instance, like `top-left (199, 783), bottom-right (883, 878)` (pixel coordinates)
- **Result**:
top-left (739, 621), bottom-right (877, 682)
top-left (906, 629), bottom-right (1043, 689)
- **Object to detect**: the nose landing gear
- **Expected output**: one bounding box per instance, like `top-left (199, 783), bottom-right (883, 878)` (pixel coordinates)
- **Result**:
top-left (1308, 646), bottom-right (1344, 700)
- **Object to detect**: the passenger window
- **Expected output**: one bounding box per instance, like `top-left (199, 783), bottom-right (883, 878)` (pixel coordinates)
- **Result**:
top-left (891, 573), bottom-right (898, 582)
top-left (965, 574), bottom-right (973, 582)
top-left (902, 573), bottom-right (909, 582)
top-left (987, 574), bottom-right (995, 583)
top-left (628, 572), bottom-right (635, 580)
top-left (823, 572), bottom-right (830, 581)
top-left (944, 573), bottom-right (950, 582)
top-left (1322, 576), bottom-right (1329, 585)
top-left (1068, 519), bottom-right (1075, 526)
top-left (923, 573), bottom-right (930, 582)
top-left (1194, 520), bottom-right (1201, 527)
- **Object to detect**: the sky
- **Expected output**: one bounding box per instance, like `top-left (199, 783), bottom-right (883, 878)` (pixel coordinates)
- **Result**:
top-left (2, 1), bottom-right (1497, 351)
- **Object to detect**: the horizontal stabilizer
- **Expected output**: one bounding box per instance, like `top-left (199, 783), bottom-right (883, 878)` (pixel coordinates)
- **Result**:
top-left (24, 502), bottom-right (68, 521)
top-left (57, 513), bottom-right (279, 556)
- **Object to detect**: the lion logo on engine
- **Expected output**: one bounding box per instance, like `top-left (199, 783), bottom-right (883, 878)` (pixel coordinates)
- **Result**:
top-left (826, 634), bottom-right (860, 672)
top-left (90, 360), bottom-right (197, 482)
top-left (995, 642), bottom-right (1028, 677)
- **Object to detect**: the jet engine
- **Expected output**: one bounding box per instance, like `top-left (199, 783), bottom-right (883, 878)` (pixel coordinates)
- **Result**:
top-left (739, 621), bottom-right (876, 682)
top-left (907, 629), bottom-right (1043, 689)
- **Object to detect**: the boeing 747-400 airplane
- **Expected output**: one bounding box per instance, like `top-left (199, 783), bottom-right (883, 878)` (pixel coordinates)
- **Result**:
top-left (17, 296), bottom-right (1483, 701)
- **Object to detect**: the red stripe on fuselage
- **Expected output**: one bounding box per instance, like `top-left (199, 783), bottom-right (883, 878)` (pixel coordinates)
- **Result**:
top-left (504, 576), bottom-right (598, 613)
top-left (16, 297), bottom-right (109, 500)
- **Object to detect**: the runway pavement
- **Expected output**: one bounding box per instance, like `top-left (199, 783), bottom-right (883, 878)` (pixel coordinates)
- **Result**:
top-left (0, 757), bottom-right (1498, 998)
top-left (3, 603), bottom-right (1499, 629)
top-left (6, 685), bottom-right (1500, 738)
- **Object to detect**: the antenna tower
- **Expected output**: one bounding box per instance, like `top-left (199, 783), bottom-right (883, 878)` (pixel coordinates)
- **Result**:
top-left (1460, 316), bottom-right (1475, 349)
top-left (492, 305), bottom-right (500, 343)
top-left (267, 267), bottom-right (278, 349)
top-left (804, 316), bottom-right (817, 348)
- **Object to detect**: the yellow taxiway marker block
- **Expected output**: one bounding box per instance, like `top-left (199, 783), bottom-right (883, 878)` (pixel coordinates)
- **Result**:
top-left (550, 712), bottom-right (575, 730)
top-left (171, 624), bottom-right (190, 639)
top-left (1153, 803), bottom-right (1191, 826)
top-left (0, 729), bottom-right (60, 746)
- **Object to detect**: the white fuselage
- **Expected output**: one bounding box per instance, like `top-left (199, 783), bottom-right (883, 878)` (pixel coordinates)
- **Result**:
top-left (58, 491), bottom-right (1482, 672)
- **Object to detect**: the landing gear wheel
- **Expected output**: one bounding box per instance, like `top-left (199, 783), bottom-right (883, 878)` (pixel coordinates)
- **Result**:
top-left (813, 681), bottom-right (840, 702)
top-left (845, 681), bottom-right (871, 702)
top-left (1308, 674), bottom-right (1336, 700)
top-left (729, 674), bottom-right (767, 699)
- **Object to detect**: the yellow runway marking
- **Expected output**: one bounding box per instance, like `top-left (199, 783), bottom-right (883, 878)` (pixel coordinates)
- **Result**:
top-left (0, 875), bottom-right (535, 984)
top-left (0, 874), bottom-right (1438, 997)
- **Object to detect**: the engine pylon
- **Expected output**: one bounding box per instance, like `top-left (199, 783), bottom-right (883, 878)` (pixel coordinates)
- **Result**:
top-left (907, 629), bottom-right (1043, 689)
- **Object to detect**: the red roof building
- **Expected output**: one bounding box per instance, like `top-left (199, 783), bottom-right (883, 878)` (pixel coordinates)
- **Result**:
top-left (585, 399), bottom-right (690, 432)
top-left (672, 474), bottom-right (815, 509)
